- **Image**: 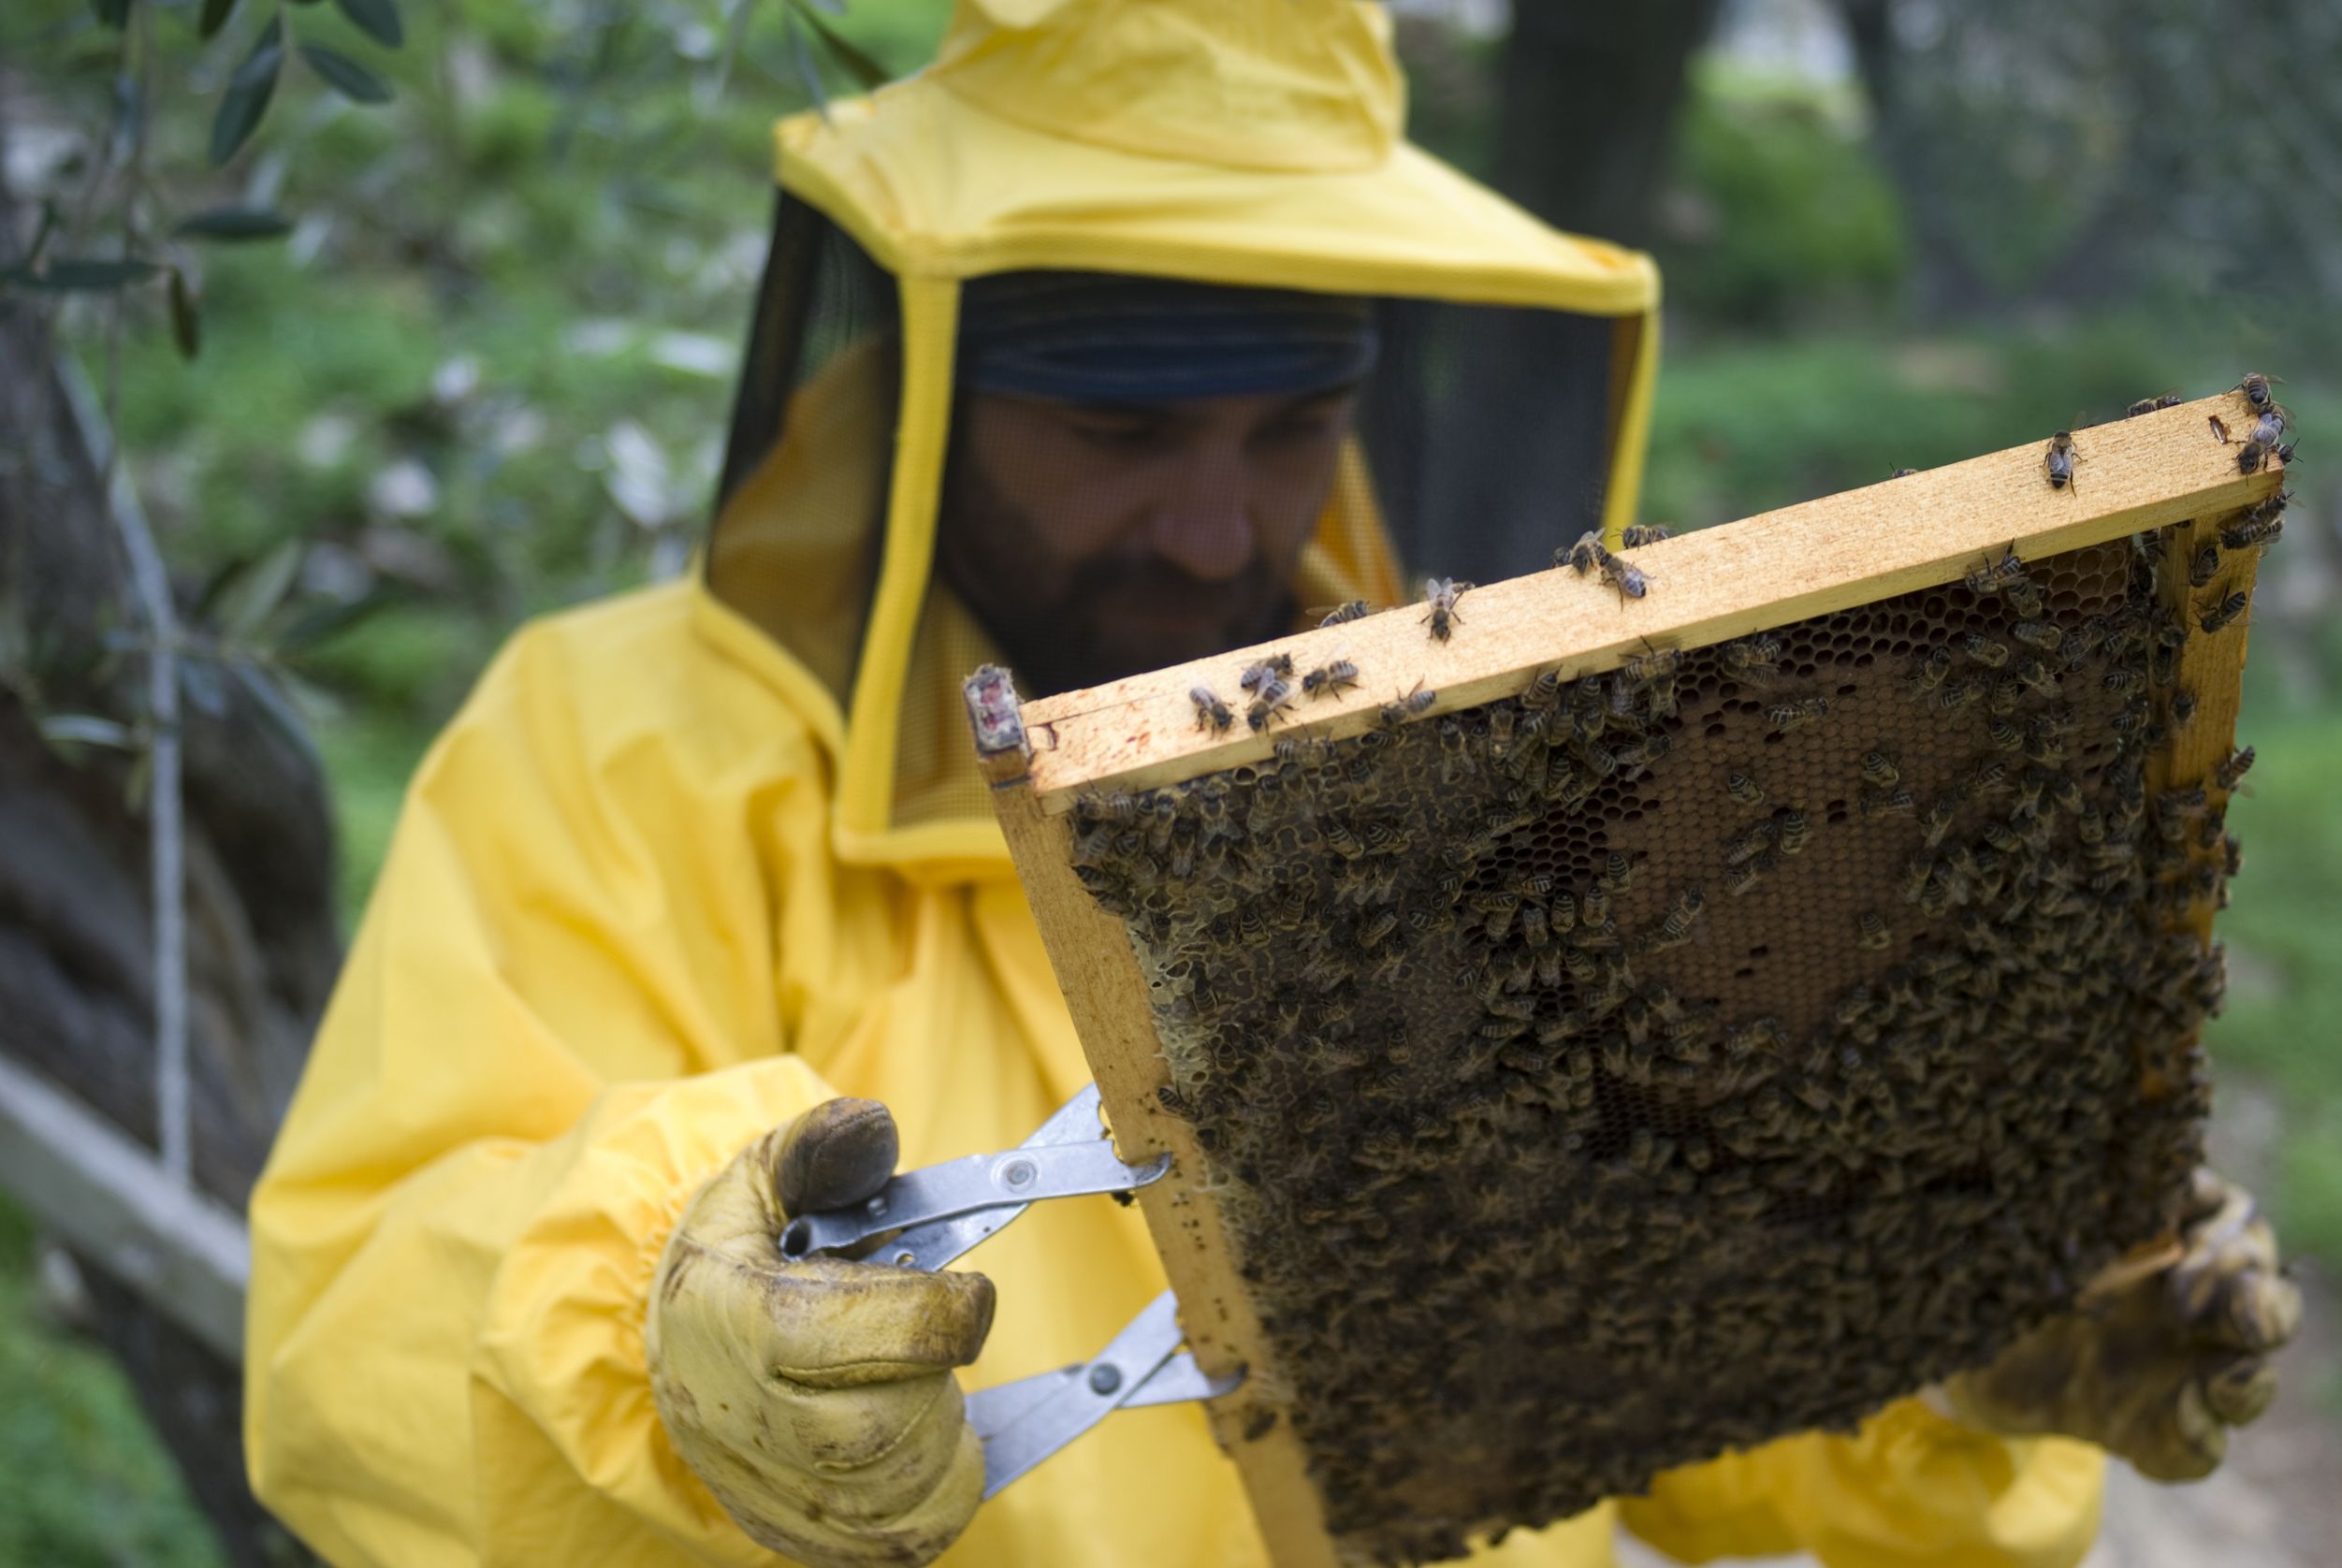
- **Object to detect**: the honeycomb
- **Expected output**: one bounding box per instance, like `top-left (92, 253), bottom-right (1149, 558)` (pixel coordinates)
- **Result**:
top-left (1066, 524), bottom-right (2259, 1564)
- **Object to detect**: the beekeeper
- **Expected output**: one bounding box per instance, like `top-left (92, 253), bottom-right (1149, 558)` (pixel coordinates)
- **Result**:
top-left (244, 2), bottom-right (2295, 1564)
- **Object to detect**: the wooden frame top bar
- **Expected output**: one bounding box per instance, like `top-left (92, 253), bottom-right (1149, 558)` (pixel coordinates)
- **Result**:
top-left (1017, 394), bottom-right (2282, 805)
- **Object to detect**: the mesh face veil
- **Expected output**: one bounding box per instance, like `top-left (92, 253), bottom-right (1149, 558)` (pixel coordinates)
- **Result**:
top-left (704, 0), bottom-right (1662, 864)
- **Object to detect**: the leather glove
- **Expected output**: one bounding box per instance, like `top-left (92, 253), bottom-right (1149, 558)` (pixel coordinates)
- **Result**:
top-left (647, 1098), bottom-right (996, 1566)
top-left (1943, 1167), bottom-right (2300, 1480)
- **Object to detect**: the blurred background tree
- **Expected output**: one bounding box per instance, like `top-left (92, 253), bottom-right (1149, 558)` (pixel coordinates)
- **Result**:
top-left (3, 1), bottom-right (2338, 1563)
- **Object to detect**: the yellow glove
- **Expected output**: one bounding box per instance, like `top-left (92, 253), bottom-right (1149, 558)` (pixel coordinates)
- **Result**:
top-left (1944, 1167), bottom-right (2300, 1480)
top-left (647, 1098), bottom-right (996, 1566)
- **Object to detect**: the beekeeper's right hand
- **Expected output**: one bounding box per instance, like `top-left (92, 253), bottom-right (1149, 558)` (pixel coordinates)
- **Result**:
top-left (647, 1097), bottom-right (996, 1567)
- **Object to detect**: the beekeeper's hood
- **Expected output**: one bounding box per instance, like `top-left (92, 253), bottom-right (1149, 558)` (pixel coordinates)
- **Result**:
top-left (706, 0), bottom-right (1661, 874)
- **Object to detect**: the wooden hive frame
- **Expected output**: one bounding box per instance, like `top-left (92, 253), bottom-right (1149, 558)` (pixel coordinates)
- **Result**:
top-left (966, 393), bottom-right (2284, 1567)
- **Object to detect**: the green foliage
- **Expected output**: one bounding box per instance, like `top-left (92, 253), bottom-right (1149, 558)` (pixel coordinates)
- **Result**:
top-left (0, 1196), bottom-right (225, 1568)
top-left (1654, 66), bottom-right (1907, 329)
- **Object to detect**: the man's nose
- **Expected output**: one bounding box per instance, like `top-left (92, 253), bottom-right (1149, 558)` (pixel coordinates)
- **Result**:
top-left (1145, 445), bottom-right (1255, 581)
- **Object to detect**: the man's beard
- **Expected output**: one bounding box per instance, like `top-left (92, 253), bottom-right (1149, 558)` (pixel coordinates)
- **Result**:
top-left (986, 550), bottom-right (1298, 698)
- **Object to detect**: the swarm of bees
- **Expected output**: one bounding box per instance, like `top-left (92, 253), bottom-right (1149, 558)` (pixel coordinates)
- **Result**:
top-left (1058, 488), bottom-right (2279, 1561)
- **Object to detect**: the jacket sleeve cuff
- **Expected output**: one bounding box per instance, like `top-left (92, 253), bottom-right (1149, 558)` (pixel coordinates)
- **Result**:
top-left (469, 1053), bottom-right (843, 1564)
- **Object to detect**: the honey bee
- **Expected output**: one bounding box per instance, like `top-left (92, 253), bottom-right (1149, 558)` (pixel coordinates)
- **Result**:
top-left (2236, 440), bottom-right (2269, 475)
top-left (1767, 694), bottom-right (1830, 733)
top-left (1957, 632), bottom-right (2008, 668)
top-left (1919, 798), bottom-right (1957, 847)
top-left (1724, 853), bottom-right (1773, 897)
top-left (2015, 659), bottom-right (2062, 696)
top-left (1302, 660), bottom-right (1360, 700)
top-left (1237, 653), bottom-right (1294, 692)
top-left (1599, 850), bottom-right (1637, 892)
top-left (2169, 689), bottom-right (2197, 728)
top-left (1858, 787), bottom-right (1915, 819)
top-left (2187, 543), bottom-right (2221, 588)
top-left (1375, 682), bottom-right (1437, 729)
top-left (1725, 770), bottom-right (1767, 809)
top-left (2222, 508), bottom-right (2285, 552)
top-left (1722, 632), bottom-right (1784, 685)
top-left (1652, 888), bottom-right (1705, 947)
top-left (2011, 619), bottom-right (2063, 651)
top-left (2044, 430), bottom-right (2078, 490)
top-left (1316, 600), bottom-right (1371, 628)
top-left (1578, 880), bottom-right (1612, 927)
top-left (2212, 746), bottom-right (2256, 791)
top-left (1889, 466), bottom-right (1918, 478)
top-left (1724, 819), bottom-right (1780, 867)
top-left (1188, 686), bottom-right (1234, 733)
top-left (2199, 591), bottom-right (2249, 633)
top-left (1776, 808), bottom-right (1812, 855)
top-left (1619, 523), bottom-right (1674, 549)
top-left (1599, 553), bottom-right (1652, 601)
top-left (1557, 531), bottom-right (1608, 576)
top-left (2127, 391), bottom-right (2182, 417)
top-left (1908, 646), bottom-right (1953, 696)
top-left (1420, 576), bottom-right (1473, 642)
top-left (2239, 372), bottom-right (2282, 415)
top-left (1244, 676), bottom-right (1296, 731)
top-left (1856, 912), bottom-right (1891, 951)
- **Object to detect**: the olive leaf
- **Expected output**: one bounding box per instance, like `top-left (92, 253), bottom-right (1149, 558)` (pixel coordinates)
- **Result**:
top-left (209, 538), bottom-right (305, 643)
top-left (175, 207), bottom-right (295, 240)
top-left (168, 267), bottom-right (202, 360)
top-left (793, 1), bottom-right (891, 92)
top-left (300, 42), bottom-right (393, 104)
top-left (210, 16), bottom-right (283, 166)
top-left (0, 257), bottom-right (161, 292)
top-left (334, 0), bottom-right (403, 50)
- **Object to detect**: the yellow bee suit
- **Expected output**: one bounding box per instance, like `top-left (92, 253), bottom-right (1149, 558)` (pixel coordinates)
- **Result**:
top-left (244, 1), bottom-right (2106, 1563)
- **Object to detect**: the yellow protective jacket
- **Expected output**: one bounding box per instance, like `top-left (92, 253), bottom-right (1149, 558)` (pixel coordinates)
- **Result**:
top-left (246, 2), bottom-right (2106, 1563)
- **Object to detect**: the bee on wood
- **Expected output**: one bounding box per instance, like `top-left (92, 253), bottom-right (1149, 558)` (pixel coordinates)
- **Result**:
top-left (2044, 430), bottom-right (2079, 491)
top-left (2249, 407), bottom-right (2288, 448)
top-left (1624, 647), bottom-right (1682, 716)
top-left (1557, 531), bottom-right (1608, 575)
top-left (1236, 653), bottom-right (1294, 693)
top-left (2213, 746), bottom-right (2256, 791)
top-left (1599, 552), bottom-right (1652, 602)
top-left (2127, 392), bottom-right (2182, 417)
top-left (1302, 660), bottom-right (1360, 700)
top-left (1375, 683), bottom-right (1436, 730)
top-left (1420, 576), bottom-right (1473, 642)
top-left (1188, 686), bottom-right (1234, 733)
top-left (2200, 591), bottom-right (2249, 633)
top-left (1619, 523), bottom-right (1674, 549)
top-left (2236, 439), bottom-right (2270, 475)
top-left (1316, 599), bottom-right (1371, 628)
top-left (1767, 694), bottom-right (1829, 733)
top-left (1244, 676), bottom-right (1296, 732)
top-left (2277, 441), bottom-right (2297, 465)
top-left (2219, 512), bottom-right (2276, 557)
top-left (1889, 466), bottom-right (1918, 478)
top-left (2240, 372), bottom-right (2282, 415)
top-left (1856, 912), bottom-right (1892, 951)
top-left (1965, 550), bottom-right (2018, 597)
top-left (1726, 770), bottom-right (1767, 809)
top-left (2188, 543), bottom-right (2222, 588)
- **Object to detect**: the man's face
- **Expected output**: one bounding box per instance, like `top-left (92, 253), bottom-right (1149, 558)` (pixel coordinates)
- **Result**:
top-left (934, 384), bottom-right (1361, 697)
